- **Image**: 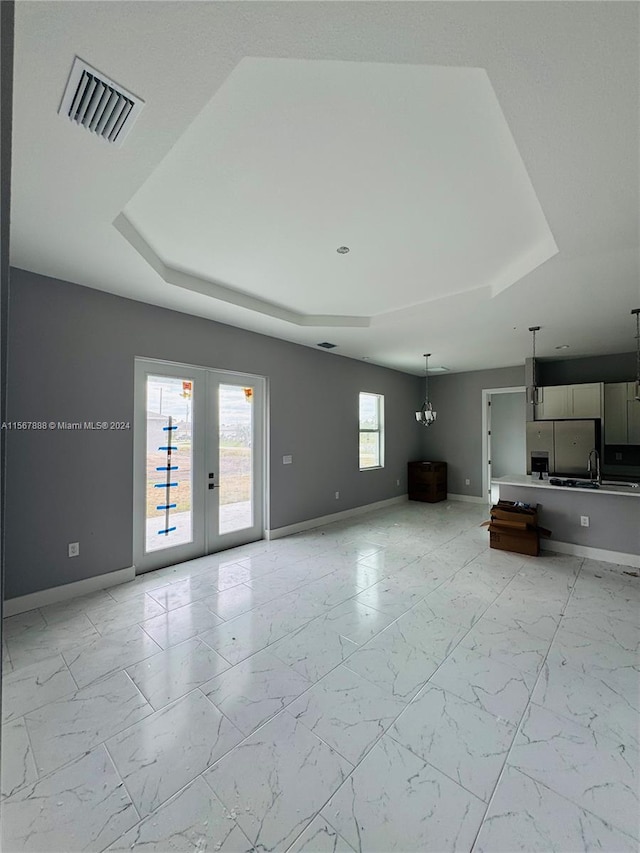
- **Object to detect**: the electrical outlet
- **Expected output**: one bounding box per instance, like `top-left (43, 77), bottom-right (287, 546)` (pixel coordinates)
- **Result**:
top-left (335, 491), bottom-right (340, 499)
top-left (465, 479), bottom-right (470, 486)
top-left (282, 455), bottom-right (292, 465)
top-left (616, 452), bottom-right (623, 461)
top-left (68, 542), bottom-right (80, 557)
top-left (580, 516), bottom-right (589, 528)
top-left (396, 479), bottom-right (400, 486)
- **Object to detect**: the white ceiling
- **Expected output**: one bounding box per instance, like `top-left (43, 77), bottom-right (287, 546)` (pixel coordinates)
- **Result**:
top-left (121, 58), bottom-right (557, 321)
top-left (10, 1), bottom-right (640, 375)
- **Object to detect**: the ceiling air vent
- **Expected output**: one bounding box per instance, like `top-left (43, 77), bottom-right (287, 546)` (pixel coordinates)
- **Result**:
top-left (58, 57), bottom-right (144, 146)
top-left (317, 342), bottom-right (337, 349)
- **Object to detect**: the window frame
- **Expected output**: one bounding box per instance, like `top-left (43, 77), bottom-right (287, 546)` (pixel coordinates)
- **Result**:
top-left (358, 391), bottom-right (385, 471)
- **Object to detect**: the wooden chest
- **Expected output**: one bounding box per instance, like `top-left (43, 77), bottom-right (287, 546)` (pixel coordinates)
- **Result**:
top-left (408, 461), bottom-right (447, 503)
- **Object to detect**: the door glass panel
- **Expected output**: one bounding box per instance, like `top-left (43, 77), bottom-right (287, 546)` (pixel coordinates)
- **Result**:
top-left (218, 384), bottom-right (253, 534)
top-left (145, 375), bottom-right (193, 552)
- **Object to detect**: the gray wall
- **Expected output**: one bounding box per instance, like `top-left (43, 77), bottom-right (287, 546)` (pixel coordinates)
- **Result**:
top-left (538, 353), bottom-right (636, 385)
top-left (1, 0), bottom-right (15, 728)
top-left (420, 365), bottom-right (525, 497)
top-left (5, 268), bottom-right (423, 599)
top-left (490, 392), bottom-right (526, 480)
top-left (500, 484), bottom-right (640, 557)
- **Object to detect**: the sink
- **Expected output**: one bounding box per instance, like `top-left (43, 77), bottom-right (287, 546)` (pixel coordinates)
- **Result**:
top-left (549, 478), bottom-right (600, 488)
top-left (601, 480), bottom-right (640, 489)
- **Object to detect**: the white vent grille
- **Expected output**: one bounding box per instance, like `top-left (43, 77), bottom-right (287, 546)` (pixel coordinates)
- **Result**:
top-left (58, 57), bottom-right (144, 146)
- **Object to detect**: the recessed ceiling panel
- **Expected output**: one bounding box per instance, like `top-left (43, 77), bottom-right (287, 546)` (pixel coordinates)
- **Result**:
top-left (121, 58), bottom-right (557, 322)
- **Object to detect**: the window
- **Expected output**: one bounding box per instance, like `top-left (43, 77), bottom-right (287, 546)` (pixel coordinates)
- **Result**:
top-left (359, 392), bottom-right (384, 469)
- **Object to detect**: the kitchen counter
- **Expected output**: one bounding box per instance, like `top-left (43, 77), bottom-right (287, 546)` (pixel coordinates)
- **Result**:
top-left (492, 475), bottom-right (640, 568)
top-left (493, 474), bottom-right (640, 497)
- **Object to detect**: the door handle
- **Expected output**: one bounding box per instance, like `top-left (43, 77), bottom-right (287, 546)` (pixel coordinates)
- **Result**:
top-left (208, 482), bottom-right (219, 490)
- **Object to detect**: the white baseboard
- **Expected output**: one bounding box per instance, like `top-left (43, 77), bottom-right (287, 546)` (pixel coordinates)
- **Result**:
top-left (266, 495), bottom-right (408, 540)
top-left (542, 540), bottom-right (640, 570)
top-left (3, 566), bottom-right (136, 617)
top-left (447, 493), bottom-right (487, 505)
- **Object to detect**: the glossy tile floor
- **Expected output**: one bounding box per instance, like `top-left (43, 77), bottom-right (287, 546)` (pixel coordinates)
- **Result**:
top-left (1, 500), bottom-right (639, 852)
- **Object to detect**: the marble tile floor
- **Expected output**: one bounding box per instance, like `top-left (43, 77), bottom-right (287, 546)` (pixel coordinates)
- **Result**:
top-left (1, 500), bottom-right (639, 852)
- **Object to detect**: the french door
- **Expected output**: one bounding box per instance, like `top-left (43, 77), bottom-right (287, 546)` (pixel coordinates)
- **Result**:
top-left (134, 358), bottom-right (265, 574)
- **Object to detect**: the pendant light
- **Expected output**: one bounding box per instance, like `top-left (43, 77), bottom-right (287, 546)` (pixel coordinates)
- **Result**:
top-left (526, 326), bottom-right (541, 406)
top-left (415, 353), bottom-right (437, 426)
top-left (632, 308), bottom-right (640, 401)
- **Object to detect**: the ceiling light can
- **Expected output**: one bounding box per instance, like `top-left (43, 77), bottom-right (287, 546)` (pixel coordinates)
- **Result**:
top-left (336, 246), bottom-right (350, 254)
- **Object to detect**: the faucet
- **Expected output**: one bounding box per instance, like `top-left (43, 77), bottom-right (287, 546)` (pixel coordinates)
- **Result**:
top-left (587, 448), bottom-right (601, 484)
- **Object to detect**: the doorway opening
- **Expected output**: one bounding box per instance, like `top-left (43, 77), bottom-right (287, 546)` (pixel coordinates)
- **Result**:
top-left (482, 386), bottom-right (527, 504)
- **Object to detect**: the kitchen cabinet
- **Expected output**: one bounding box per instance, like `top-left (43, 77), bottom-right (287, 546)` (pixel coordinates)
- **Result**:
top-left (536, 383), bottom-right (602, 420)
top-left (628, 400), bottom-right (640, 444)
top-left (536, 386), bottom-right (568, 419)
top-left (569, 383), bottom-right (603, 418)
top-left (604, 382), bottom-right (640, 445)
top-left (604, 383), bottom-right (629, 444)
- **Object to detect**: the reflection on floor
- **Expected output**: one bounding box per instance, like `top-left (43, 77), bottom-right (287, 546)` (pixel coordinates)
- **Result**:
top-left (2, 500), bottom-right (639, 852)
top-left (145, 501), bottom-right (252, 553)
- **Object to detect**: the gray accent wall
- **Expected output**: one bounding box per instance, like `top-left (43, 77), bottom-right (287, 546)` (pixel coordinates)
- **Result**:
top-left (538, 353), bottom-right (636, 385)
top-left (1, 0), bottom-right (15, 728)
top-left (5, 268), bottom-right (423, 599)
top-left (420, 365), bottom-right (525, 497)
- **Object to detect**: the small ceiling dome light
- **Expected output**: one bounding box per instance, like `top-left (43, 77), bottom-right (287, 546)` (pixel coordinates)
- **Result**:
top-left (416, 353), bottom-right (437, 426)
top-left (336, 246), bottom-right (350, 254)
top-left (555, 345), bottom-right (570, 350)
top-left (632, 308), bottom-right (640, 401)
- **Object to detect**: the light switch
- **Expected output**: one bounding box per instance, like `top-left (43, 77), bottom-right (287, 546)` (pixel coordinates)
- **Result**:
top-left (283, 455), bottom-right (292, 465)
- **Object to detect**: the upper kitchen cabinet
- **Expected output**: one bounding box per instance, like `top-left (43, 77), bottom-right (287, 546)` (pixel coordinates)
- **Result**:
top-left (536, 385), bottom-right (568, 419)
top-left (605, 382), bottom-right (640, 444)
top-left (535, 383), bottom-right (602, 420)
top-left (628, 398), bottom-right (640, 444)
top-left (569, 383), bottom-right (604, 418)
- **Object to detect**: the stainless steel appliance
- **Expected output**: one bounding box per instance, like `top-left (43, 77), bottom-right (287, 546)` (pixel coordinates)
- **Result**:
top-left (555, 420), bottom-right (598, 475)
top-left (526, 420), bottom-right (600, 477)
top-left (526, 422), bottom-right (555, 473)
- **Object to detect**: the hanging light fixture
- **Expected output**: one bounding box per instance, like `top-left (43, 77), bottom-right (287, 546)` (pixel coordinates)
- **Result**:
top-left (526, 326), bottom-right (541, 406)
top-left (632, 308), bottom-right (640, 401)
top-left (415, 353), bottom-right (437, 426)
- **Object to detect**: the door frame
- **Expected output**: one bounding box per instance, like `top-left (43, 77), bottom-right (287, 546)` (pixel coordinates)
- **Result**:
top-left (481, 386), bottom-right (526, 505)
top-left (133, 357), bottom-right (268, 575)
top-left (207, 368), bottom-right (267, 552)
